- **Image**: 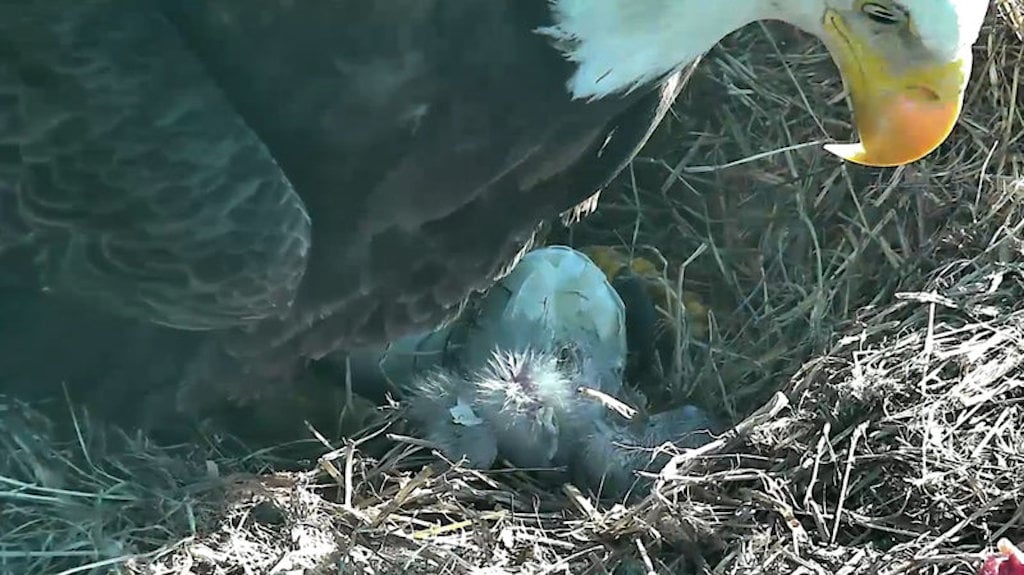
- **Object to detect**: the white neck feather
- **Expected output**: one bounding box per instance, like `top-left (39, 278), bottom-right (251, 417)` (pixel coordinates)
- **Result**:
top-left (537, 0), bottom-right (789, 101)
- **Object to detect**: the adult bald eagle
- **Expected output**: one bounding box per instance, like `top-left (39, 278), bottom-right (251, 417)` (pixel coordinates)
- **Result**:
top-left (0, 1), bottom-right (988, 411)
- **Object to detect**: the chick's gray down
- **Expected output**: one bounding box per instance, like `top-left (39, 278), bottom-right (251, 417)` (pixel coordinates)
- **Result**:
top-left (573, 399), bottom-right (722, 500)
top-left (398, 246), bottom-right (628, 471)
top-left (393, 246), bottom-right (721, 496)
top-left (405, 369), bottom-right (499, 470)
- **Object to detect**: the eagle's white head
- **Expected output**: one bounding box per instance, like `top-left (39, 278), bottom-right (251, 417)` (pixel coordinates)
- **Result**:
top-left (540, 0), bottom-right (990, 167)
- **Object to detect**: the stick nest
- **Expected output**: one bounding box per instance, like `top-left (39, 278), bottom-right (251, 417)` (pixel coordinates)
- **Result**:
top-left (3, 3), bottom-right (1023, 573)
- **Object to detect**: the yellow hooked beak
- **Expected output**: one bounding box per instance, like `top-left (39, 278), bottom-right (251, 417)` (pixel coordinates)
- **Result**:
top-left (821, 10), bottom-right (972, 167)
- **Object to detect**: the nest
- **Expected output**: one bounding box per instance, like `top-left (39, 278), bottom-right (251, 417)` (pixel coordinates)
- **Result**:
top-left (3, 3), bottom-right (1024, 573)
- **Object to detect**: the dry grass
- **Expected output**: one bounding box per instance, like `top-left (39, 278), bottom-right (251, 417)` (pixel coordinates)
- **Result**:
top-left (2, 2), bottom-right (1024, 574)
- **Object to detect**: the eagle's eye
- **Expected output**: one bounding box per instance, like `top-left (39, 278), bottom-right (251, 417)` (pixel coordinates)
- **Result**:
top-left (861, 2), bottom-right (905, 26)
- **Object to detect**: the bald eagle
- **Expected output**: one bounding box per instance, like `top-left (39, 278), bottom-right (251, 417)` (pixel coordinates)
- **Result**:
top-left (0, 1), bottom-right (988, 413)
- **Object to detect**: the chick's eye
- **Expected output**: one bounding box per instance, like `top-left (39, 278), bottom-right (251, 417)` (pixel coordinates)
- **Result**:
top-left (861, 2), bottom-right (904, 25)
top-left (556, 345), bottom-right (580, 369)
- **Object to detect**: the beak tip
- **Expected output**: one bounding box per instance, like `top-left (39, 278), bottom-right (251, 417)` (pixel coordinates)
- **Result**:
top-left (823, 141), bottom-right (935, 168)
top-left (823, 142), bottom-right (872, 166)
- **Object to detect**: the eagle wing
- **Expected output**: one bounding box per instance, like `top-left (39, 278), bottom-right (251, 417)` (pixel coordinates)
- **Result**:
top-left (160, 0), bottom-right (695, 356)
top-left (0, 1), bottom-right (311, 330)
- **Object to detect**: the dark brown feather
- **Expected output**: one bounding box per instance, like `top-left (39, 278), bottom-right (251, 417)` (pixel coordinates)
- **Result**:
top-left (0, 0), bottom-right (311, 330)
top-left (0, 0), bottom-right (695, 414)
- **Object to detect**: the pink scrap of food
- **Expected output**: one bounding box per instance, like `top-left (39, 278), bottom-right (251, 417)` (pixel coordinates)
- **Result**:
top-left (981, 539), bottom-right (1024, 575)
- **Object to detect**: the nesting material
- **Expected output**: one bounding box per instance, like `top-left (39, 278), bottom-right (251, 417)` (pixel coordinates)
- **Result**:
top-left (1, 2), bottom-right (1023, 574)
